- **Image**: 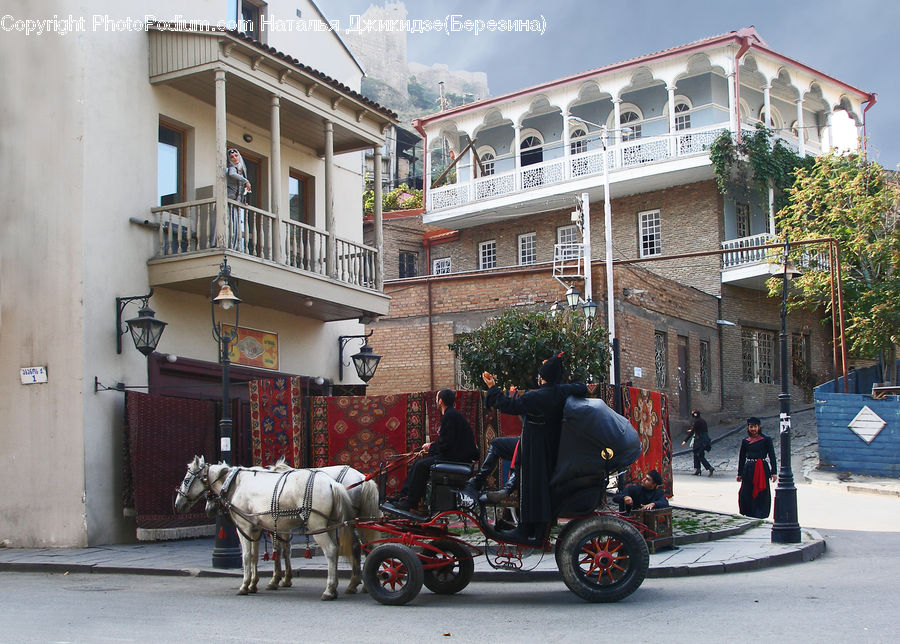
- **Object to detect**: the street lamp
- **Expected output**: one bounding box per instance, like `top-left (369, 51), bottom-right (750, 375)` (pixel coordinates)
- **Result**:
top-left (210, 258), bottom-right (243, 568)
top-left (771, 235), bottom-right (801, 544)
top-left (116, 289), bottom-right (167, 356)
top-left (338, 330), bottom-right (382, 383)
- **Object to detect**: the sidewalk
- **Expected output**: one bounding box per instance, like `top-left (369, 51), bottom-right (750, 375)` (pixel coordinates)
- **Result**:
top-left (0, 510), bottom-right (825, 582)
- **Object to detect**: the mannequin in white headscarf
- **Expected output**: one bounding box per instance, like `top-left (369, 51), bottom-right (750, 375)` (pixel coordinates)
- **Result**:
top-left (226, 148), bottom-right (251, 250)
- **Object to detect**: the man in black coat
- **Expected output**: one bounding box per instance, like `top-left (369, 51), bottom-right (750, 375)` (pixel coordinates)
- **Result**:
top-left (392, 389), bottom-right (479, 511)
top-left (683, 409), bottom-right (714, 476)
top-left (612, 470), bottom-right (669, 512)
top-left (482, 352), bottom-right (587, 544)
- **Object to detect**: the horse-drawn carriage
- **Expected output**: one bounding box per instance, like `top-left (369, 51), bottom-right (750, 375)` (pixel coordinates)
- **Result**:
top-left (175, 397), bottom-right (651, 605)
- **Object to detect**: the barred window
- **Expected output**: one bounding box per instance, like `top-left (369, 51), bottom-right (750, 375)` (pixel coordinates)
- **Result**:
top-left (433, 257), bottom-right (451, 275)
top-left (639, 210), bottom-right (661, 257)
top-left (518, 232), bottom-right (536, 266)
top-left (479, 240), bottom-right (496, 270)
top-left (654, 331), bottom-right (667, 389)
top-left (792, 333), bottom-right (809, 386)
top-left (398, 251), bottom-right (417, 278)
top-left (699, 340), bottom-right (711, 393)
top-left (742, 328), bottom-right (775, 384)
top-left (736, 202), bottom-right (750, 239)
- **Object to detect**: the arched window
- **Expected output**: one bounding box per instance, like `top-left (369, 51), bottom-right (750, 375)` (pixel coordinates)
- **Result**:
top-left (674, 102), bottom-right (691, 131)
top-left (570, 126), bottom-right (588, 155)
top-left (477, 146), bottom-right (496, 176)
top-left (758, 106), bottom-right (784, 130)
top-left (519, 129), bottom-right (544, 167)
top-left (619, 107), bottom-right (642, 141)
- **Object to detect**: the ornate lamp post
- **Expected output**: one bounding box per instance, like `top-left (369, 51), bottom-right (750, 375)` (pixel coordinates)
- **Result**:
top-left (210, 258), bottom-right (243, 568)
top-left (771, 236), bottom-right (801, 543)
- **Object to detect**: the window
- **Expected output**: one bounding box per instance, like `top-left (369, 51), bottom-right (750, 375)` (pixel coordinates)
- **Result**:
top-left (477, 147), bottom-right (495, 177)
top-left (479, 240), bottom-right (497, 270)
top-left (620, 109), bottom-right (642, 141)
top-left (557, 224), bottom-right (580, 261)
top-left (399, 251), bottom-right (418, 278)
top-left (289, 170), bottom-right (314, 225)
top-left (639, 210), bottom-right (661, 257)
top-left (228, 0), bottom-right (266, 41)
top-left (742, 328), bottom-right (775, 384)
top-left (699, 340), bottom-right (711, 393)
top-left (674, 102), bottom-right (691, 131)
top-left (433, 257), bottom-right (451, 275)
top-left (736, 203), bottom-right (750, 239)
top-left (520, 130), bottom-right (544, 166)
top-left (570, 127), bottom-right (588, 155)
top-left (759, 106), bottom-right (784, 130)
top-left (654, 332), bottom-right (668, 389)
top-left (518, 232), bottom-right (536, 266)
top-left (158, 122), bottom-right (184, 206)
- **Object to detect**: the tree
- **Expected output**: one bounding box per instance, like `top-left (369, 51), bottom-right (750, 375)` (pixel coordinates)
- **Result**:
top-left (362, 182), bottom-right (423, 214)
top-left (448, 308), bottom-right (611, 389)
top-left (773, 152), bottom-right (900, 384)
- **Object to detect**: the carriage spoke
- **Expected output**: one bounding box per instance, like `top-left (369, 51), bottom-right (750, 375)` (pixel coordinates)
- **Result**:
top-left (577, 534), bottom-right (630, 586)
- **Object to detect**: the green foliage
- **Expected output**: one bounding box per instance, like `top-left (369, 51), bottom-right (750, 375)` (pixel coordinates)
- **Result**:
top-left (448, 308), bottom-right (611, 389)
top-left (772, 152), bottom-right (900, 371)
top-left (709, 124), bottom-right (813, 213)
top-left (363, 183), bottom-right (423, 214)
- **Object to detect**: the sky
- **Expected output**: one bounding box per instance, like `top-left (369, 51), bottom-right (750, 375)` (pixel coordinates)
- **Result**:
top-left (317, 0), bottom-right (899, 169)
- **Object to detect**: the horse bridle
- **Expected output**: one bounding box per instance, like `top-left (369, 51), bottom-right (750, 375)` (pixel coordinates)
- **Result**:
top-left (175, 463), bottom-right (212, 500)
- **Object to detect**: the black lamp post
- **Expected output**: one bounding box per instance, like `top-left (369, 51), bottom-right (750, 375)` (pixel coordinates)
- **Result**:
top-left (771, 235), bottom-right (801, 544)
top-left (210, 258), bottom-right (243, 568)
top-left (338, 330), bottom-right (382, 383)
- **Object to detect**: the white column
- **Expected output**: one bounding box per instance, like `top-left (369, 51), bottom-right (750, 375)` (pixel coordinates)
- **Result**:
top-left (727, 72), bottom-right (736, 133)
top-left (612, 98), bottom-right (623, 167)
top-left (513, 123), bottom-right (522, 190)
top-left (667, 85), bottom-right (677, 156)
top-left (324, 120), bottom-right (336, 278)
top-left (763, 83), bottom-right (771, 128)
top-left (270, 94), bottom-right (283, 263)
top-left (562, 110), bottom-right (571, 179)
top-left (423, 132), bottom-right (431, 204)
top-left (825, 111), bottom-right (834, 150)
top-left (373, 146), bottom-right (384, 291)
top-left (214, 69), bottom-right (227, 249)
top-left (795, 99), bottom-right (806, 157)
top-left (582, 192), bottom-right (592, 302)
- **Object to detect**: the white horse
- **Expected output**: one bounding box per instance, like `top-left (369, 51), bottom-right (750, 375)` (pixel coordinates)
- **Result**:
top-left (265, 459), bottom-right (381, 590)
top-left (175, 455), bottom-right (357, 600)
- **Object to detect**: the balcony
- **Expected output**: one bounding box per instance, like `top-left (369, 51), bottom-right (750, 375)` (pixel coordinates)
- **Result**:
top-left (424, 124), bottom-right (819, 229)
top-left (148, 199), bottom-right (387, 322)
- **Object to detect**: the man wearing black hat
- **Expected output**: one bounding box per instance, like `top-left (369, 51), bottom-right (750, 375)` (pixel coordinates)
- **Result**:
top-left (683, 409), bottom-right (714, 476)
top-left (612, 470), bottom-right (669, 513)
top-left (482, 352), bottom-right (587, 544)
top-left (737, 417), bottom-right (777, 518)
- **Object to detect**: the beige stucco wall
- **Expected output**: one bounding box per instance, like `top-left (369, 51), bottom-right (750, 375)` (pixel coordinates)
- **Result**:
top-left (1, 0), bottom-right (375, 547)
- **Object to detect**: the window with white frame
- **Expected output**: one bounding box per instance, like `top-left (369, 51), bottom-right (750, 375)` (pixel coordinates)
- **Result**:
top-left (639, 210), bottom-right (661, 257)
top-left (479, 240), bottom-right (497, 270)
top-left (570, 126), bottom-right (588, 155)
top-left (674, 102), bottom-right (691, 130)
top-left (433, 257), bottom-right (451, 275)
top-left (477, 146), bottom-right (495, 177)
top-left (518, 232), bottom-right (536, 265)
top-left (557, 224), bottom-right (580, 261)
top-left (758, 106), bottom-right (784, 130)
top-left (620, 109), bottom-right (642, 140)
top-left (742, 328), bottom-right (775, 384)
top-left (520, 130), bottom-right (544, 166)
top-left (736, 202), bottom-right (750, 239)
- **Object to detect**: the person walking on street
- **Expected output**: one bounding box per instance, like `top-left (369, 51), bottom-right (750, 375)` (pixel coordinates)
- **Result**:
top-left (683, 409), bottom-right (714, 476)
top-left (482, 352), bottom-right (587, 544)
top-left (737, 416), bottom-right (778, 518)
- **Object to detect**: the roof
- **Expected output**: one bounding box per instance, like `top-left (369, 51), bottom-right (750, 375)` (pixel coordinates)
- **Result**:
top-left (414, 26), bottom-right (870, 128)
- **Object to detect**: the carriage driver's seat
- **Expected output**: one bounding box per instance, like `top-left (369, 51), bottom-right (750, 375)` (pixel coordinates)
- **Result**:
top-left (429, 462), bottom-right (476, 513)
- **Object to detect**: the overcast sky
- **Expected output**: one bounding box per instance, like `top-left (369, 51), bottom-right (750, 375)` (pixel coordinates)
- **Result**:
top-left (319, 0), bottom-right (898, 168)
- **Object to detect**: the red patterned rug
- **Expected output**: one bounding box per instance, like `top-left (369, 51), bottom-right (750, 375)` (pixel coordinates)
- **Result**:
top-left (622, 386), bottom-right (672, 496)
top-left (125, 391), bottom-right (216, 530)
top-left (311, 393), bottom-right (425, 494)
top-left (249, 377), bottom-right (304, 467)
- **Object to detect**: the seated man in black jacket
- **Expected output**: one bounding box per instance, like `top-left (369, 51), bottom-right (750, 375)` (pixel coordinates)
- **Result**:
top-left (612, 470), bottom-right (669, 513)
top-left (391, 389), bottom-right (479, 512)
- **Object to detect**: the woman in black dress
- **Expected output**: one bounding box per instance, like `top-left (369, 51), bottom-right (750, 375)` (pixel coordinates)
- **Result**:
top-left (736, 417), bottom-right (777, 518)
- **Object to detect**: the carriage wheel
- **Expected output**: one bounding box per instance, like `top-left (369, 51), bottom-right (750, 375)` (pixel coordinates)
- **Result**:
top-left (422, 539), bottom-right (474, 595)
top-left (556, 515), bottom-right (649, 603)
top-left (363, 543), bottom-right (424, 606)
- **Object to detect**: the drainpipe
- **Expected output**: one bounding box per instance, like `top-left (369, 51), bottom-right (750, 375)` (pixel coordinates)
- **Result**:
top-left (717, 296), bottom-right (726, 413)
top-left (422, 235), bottom-right (435, 390)
top-left (862, 93), bottom-right (877, 155)
top-left (733, 32), bottom-right (752, 143)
